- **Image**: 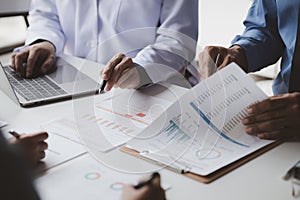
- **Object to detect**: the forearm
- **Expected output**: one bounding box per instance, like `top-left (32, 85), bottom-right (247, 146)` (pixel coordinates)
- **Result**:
top-left (26, 0), bottom-right (65, 55)
top-left (133, 0), bottom-right (198, 84)
top-left (232, 32), bottom-right (284, 72)
top-left (231, 0), bottom-right (284, 72)
top-left (133, 34), bottom-right (196, 84)
top-left (229, 45), bottom-right (248, 72)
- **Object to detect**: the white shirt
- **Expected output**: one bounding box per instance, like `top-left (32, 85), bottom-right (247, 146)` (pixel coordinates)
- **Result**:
top-left (26, 0), bottom-right (198, 85)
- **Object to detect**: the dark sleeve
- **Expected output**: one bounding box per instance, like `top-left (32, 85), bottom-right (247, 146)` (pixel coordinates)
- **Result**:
top-left (0, 133), bottom-right (40, 200)
top-left (231, 0), bottom-right (285, 72)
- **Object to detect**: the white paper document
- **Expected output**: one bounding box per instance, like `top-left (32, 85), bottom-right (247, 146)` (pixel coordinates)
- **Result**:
top-left (42, 89), bottom-right (172, 152)
top-left (1, 126), bottom-right (86, 170)
top-left (127, 64), bottom-right (274, 176)
top-left (35, 154), bottom-right (169, 200)
top-left (42, 133), bottom-right (86, 170)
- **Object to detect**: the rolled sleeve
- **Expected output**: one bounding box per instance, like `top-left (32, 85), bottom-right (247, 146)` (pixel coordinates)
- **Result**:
top-left (133, 0), bottom-right (198, 84)
top-left (26, 0), bottom-right (65, 55)
top-left (231, 0), bottom-right (284, 72)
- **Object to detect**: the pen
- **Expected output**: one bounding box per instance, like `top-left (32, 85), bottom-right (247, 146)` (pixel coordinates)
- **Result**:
top-left (134, 172), bottom-right (160, 189)
top-left (99, 80), bottom-right (107, 94)
top-left (283, 160), bottom-right (300, 180)
top-left (8, 129), bottom-right (21, 139)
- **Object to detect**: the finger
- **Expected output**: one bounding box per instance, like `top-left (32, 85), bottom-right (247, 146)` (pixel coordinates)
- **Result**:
top-left (151, 173), bottom-right (161, 187)
top-left (247, 95), bottom-right (290, 114)
top-left (10, 53), bottom-right (17, 70)
top-left (256, 130), bottom-right (283, 140)
top-left (242, 108), bottom-right (286, 125)
top-left (205, 46), bottom-right (222, 69)
top-left (99, 69), bottom-right (104, 78)
top-left (217, 54), bottom-right (234, 70)
top-left (199, 56), bottom-right (215, 80)
top-left (102, 53), bottom-right (125, 80)
top-left (108, 57), bottom-right (133, 84)
top-left (116, 68), bottom-right (138, 89)
top-left (124, 184), bottom-right (149, 196)
top-left (106, 57), bottom-right (133, 91)
top-left (8, 137), bottom-right (17, 144)
top-left (15, 50), bottom-right (29, 77)
top-left (28, 132), bottom-right (49, 141)
top-left (40, 55), bottom-right (56, 74)
top-left (215, 53), bottom-right (223, 67)
top-left (199, 46), bottom-right (222, 80)
top-left (149, 174), bottom-right (165, 200)
top-left (26, 48), bottom-right (40, 78)
top-left (256, 127), bottom-right (299, 140)
top-left (245, 118), bottom-right (286, 135)
top-left (39, 151), bottom-right (46, 159)
top-left (38, 141), bottom-right (48, 151)
top-left (203, 46), bottom-right (221, 61)
top-left (214, 46), bottom-right (230, 67)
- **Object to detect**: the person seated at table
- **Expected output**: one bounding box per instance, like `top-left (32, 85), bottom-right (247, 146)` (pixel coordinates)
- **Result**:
top-left (1, 131), bottom-right (165, 200)
top-left (11, 0), bottom-right (198, 91)
top-left (1, 132), bottom-right (40, 200)
top-left (198, 0), bottom-right (300, 141)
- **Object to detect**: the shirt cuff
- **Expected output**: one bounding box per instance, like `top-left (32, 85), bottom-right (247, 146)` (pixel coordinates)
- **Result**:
top-left (26, 34), bottom-right (63, 55)
top-left (134, 63), bottom-right (153, 89)
top-left (231, 36), bottom-right (260, 72)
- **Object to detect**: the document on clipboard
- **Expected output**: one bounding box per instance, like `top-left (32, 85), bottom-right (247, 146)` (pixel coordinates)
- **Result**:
top-left (122, 63), bottom-right (278, 183)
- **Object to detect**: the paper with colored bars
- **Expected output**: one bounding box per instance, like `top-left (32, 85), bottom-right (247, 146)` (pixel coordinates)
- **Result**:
top-left (126, 63), bottom-right (274, 176)
top-left (42, 89), bottom-right (172, 152)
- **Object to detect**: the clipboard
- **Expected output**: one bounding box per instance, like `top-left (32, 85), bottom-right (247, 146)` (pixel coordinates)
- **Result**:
top-left (120, 141), bottom-right (281, 184)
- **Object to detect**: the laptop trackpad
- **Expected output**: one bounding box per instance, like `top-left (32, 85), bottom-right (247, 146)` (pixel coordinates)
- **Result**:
top-left (47, 62), bottom-right (98, 93)
top-left (48, 62), bottom-right (88, 84)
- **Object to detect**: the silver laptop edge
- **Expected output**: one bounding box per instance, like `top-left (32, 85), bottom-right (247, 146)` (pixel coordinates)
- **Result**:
top-left (0, 58), bottom-right (100, 107)
top-left (0, 62), bottom-right (21, 105)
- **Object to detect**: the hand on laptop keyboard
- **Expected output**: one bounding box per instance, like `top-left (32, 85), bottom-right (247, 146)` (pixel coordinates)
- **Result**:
top-left (11, 41), bottom-right (56, 78)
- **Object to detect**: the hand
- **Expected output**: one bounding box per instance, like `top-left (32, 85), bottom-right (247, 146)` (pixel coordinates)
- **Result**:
top-left (11, 41), bottom-right (56, 78)
top-left (242, 93), bottom-right (300, 140)
top-left (101, 53), bottom-right (140, 92)
top-left (198, 45), bottom-right (248, 80)
top-left (121, 174), bottom-right (165, 200)
top-left (9, 132), bottom-right (48, 168)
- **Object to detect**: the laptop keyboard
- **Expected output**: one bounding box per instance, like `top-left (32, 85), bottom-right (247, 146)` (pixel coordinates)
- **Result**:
top-left (4, 66), bottom-right (67, 101)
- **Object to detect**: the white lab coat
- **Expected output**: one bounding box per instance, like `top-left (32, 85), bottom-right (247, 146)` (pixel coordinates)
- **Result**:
top-left (26, 0), bottom-right (198, 84)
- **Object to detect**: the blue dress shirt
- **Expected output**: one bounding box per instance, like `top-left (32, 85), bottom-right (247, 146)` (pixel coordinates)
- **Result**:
top-left (232, 0), bottom-right (300, 95)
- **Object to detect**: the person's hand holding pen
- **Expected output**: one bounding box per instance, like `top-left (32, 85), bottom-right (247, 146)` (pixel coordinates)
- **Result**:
top-left (121, 172), bottom-right (166, 200)
top-left (100, 53), bottom-right (141, 93)
top-left (11, 41), bottom-right (56, 78)
top-left (8, 130), bottom-right (48, 168)
top-left (198, 45), bottom-right (248, 80)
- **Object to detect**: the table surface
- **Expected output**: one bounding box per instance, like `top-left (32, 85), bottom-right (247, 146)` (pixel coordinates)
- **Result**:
top-left (0, 54), bottom-right (299, 200)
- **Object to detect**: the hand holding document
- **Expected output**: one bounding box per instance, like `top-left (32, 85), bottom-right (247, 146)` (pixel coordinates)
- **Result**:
top-left (125, 63), bottom-right (275, 178)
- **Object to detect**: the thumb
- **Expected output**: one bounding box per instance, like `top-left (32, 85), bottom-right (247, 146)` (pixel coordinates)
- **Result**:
top-left (151, 173), bottom-right (161, 187)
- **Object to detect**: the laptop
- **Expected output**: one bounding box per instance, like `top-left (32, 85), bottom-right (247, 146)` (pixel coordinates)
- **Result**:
top-left (0, 57), bottom-right (100, 107)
